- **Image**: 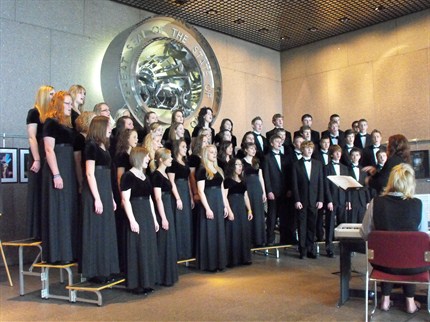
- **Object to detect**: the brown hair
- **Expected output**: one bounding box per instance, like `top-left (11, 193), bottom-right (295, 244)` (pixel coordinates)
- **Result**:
top-left (75, 111), bottom-right (95, 134)
top-left (387, 134), bottom-right (410, 163)
top-left (87, 116), bottom-right (110, 148)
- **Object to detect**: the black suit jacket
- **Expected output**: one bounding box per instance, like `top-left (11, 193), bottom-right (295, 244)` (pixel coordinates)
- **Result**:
top-left (324, 162), bottom-right (349, 205)
top-left (293, 129), bottom-right (320, 146)
top-left (266, 128), bottom-right (292, 147)
top-left (354, 133), bottom-right (371, 150)
top-left (361, 145), bottom-right (379, 167)
top-left (341, 145), bottom-right (354, 166)
top-left (312, 150), bottom-right (331, 166)
top-left (252, 132), bottom-right (269, 162)
top-left (348, 165), bottom-right (370, 207)
top-left (292, 159), bottom-right (324, 207)
top-left (263, 151), bottom-right (288, 197)
top-left (368, 155), bottom-right (403, 195)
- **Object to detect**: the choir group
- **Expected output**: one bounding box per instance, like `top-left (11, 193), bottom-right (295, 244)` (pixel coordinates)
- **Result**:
top-left (25, 84), bottom-right (411, 295)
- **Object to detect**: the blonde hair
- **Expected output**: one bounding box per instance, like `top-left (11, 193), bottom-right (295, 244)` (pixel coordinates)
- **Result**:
top-left (75, 111), bottom-right (95, 134)
top-left (201, 145), bottom-right (223, 180)
top-left (34, 85), bottom-right (54, 122)
top-left (129, 146), bottom-right (149, 169)
top-left (300, 140), bottom-right (315, 152)
top-left (383, 163), bottom-right (416, 199)
top-left (154, 148), bottom-right (171, 169)
top-left (68, 84), bottom-right (86, 112)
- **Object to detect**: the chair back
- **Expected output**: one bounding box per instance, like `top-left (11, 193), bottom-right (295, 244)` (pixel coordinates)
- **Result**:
top-left (368, 231), bottom-right (430, 270)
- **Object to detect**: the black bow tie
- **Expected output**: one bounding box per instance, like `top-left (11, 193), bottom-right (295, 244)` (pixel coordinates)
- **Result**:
top-left (304, 159), bottom-right (311, 162)
top-left (332, 162), bottom-right (339, 165)
top-left (273, 151), bottom-right (280, 156)
top-left (254, 133), bottom-right (261, 137)
top-left (351, 165), bottom-right (359, 168)
top-left (295, 151), bottom-right (302, 155)
top-left (330, 136), bottom-right (338, 139)
top-left (321, 151), bottom-right (328, 155)
top-left (360, 134), bottom-right (367, 137)
top-left (372, 145), bottom-right (380, 149)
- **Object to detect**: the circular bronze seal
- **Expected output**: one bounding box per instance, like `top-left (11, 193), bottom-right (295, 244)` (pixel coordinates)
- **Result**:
top-left (101, 15), bottom-right (222, 128)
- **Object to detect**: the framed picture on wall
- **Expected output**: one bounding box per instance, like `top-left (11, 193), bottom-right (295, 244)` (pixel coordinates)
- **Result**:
top-left (411, 150), bottom-right (429, 179)
top-left (19, 148), bottom-right (30, 183)
top-left (0, 148), bottom-right (18, 183)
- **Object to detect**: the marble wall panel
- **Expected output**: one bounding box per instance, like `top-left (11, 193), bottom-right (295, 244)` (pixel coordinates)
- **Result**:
top-left (347, 20), bottom-right (398, 66)
top-left (0, 20), bottom-right (51, 135)
top-left (0, 0), bottom-right (15, 19)
top-left (396, 10), bottom-right (430, 55)
top-left (373, 49), bottom-right (430, 140)
top-left (15, 0), bottom-right (83, 35)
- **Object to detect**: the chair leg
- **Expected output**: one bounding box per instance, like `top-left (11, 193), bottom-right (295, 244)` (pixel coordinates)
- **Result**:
top-left (371, 281), bottom-right (377, 316)
top-left (0, 241), bottom-right (13, 287)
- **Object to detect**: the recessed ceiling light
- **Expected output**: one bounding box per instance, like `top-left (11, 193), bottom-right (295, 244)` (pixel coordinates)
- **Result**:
top-left (206, 9), bottom-right (217, 15)
top-left (258, 27), bottom-right (269, 33)
top-left (233, 18), bottom-right (245, 24)
top-left (308, 27), bottom-right (318, 32)
top-left (375, 5), bottom-right (386, 11)
top-left (339, 17), bottom-right (350, 24)
top-left (280, 36), bottom-right (290, 40)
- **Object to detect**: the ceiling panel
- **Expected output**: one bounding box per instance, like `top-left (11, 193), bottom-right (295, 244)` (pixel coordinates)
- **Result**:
top-left (111, 0), bottom-right (430, 51)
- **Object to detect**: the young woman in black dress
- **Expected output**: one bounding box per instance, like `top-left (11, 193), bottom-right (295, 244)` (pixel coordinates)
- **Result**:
top-left (224, 158), bottom-right (253, 267)
top-left (68, 84), bottom-right (86, 129)
top-left (41, 90), bottom-right (78, 264)
top-left (242, 142), bottom-right (267, 247)
top-left (217, 140), bottom-right (234, 171)
top-left (214, 118), bottom-right (237, 151)
top-left (81, 116), bottom-right (119, 283)
top-left (164, 122), bottom-right (185, 152)
top-left (26, 85), bottom-right (54, 239)
top-left (167, 139), bottom-right (194, 260)
top-left (162, 109), bottom-right (191, 148)
top-left (191, 107), bottom-right (215, 144)
top-left (152, 148), bottom-right (179, 286)
top-left (121, 146), bottom-right (160, 294)
top-left (196, 145), bottom-right (230, 272)
top-left (114, 128), bottom-right (139, 273)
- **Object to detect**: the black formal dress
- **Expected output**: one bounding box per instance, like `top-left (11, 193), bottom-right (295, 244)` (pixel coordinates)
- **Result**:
top-left (152, 171), bottom-right (178, 286)
top-left (242, 160), bottom-right (266, 247)
top-left (292, 158), bottom-right (324, 257)
top-left (167, 160), bottom-right (194, 260)
top-left (263, 150), bottom-right (288, 245)
top-left (195, 168), bottom-right (227, 271)
top-left (114, 152), bottom-right (132, 273)
top-left (41, 118), bottom-right (78, 263)
top-left (81, 140), bottom-right (119, 279)
top-left (120, 171), bottom-right (159, 290)
top-left (71, 109), bottom-right (79, 130)
top-left (26, 108), bottom-right (45, 239)
top-left (224, 178), bottom-right (252, 267)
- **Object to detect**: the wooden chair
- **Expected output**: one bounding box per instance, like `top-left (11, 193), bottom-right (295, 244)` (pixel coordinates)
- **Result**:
top-left (365, 231), bottom-right (430, 321)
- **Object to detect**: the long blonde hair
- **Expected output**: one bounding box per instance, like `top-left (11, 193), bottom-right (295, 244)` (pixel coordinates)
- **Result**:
top-left (34, 85), bottom-right (54, 122)
top-left (201, 145), bottom-right (223, 180)
top-left (69, 84), bottom-right (86, 113)
top-left (382, 163), bottom-right (416, 199)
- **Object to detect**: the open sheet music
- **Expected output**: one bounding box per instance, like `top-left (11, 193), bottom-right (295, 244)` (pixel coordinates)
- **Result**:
top-left (327, 175), bottom-right (363, 190)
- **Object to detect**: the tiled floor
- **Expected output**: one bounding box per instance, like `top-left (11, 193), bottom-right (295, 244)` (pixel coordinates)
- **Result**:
top-left (0, 247), bottom-right (429, 321)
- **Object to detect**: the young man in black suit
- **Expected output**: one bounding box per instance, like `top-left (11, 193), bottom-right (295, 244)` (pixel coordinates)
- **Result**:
top-left (266, 114), bottom-right (292, 147)
top-left (341, 129), bottom-right (355, 166)
top-left (324, 145), bottom-right (349, 257)
top-left (325, 120), bottom-right (345, 147)
top-left (312, 136), bottom-right (331, 242)
top-left (353, 119), bottom-right (371, 149)
top-left (361, 129), bottom-right (383, 167)
top-left (251, 116), bottom-right (268, 161)
top-left (347, 148), bottom-right (370, 223)
top-left (321, 114), bottom-right (344, 139)
top-left (292, 140), bottom-right (324, 259)
top-left (293, 114), bottom-right (320, 146)
top-left (263, 135), bottom-right (288, 246)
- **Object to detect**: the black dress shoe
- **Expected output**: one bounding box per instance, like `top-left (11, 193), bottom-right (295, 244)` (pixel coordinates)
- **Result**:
top-left (327, 251), bottom-right (335, 258)
top-left (307, 252), bottom-right (317, 259)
